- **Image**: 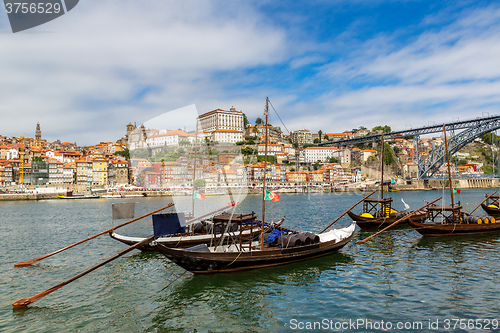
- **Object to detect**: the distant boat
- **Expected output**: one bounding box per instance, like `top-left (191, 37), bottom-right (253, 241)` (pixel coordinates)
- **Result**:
top-left (57, 190), bottom-right (100, 200)
top-left (481, 194), bottom-right (500, 216)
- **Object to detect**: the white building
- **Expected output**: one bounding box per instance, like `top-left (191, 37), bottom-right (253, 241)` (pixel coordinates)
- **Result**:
top-left (146, 129), bottom-right (196, 148)
top-left (197, 107), bottom-right (244, 144)
top-left (304, 147), bottom-right (351, 164)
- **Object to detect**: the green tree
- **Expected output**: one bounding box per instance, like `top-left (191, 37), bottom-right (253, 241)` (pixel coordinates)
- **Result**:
top-left (481, 132), bottom-right (498, 145)
top-left (383, 142), bottom-right (393, 165)
top-left (257, 155), bottom-right (277, 164)
top-left (115, 149), bottom-right (130, 160)
top-left (194, 178), bottom-right (206, 188)
top-left (255, 117), bottom-right (264, 126)
top-left (241, 147), bottom-right (254, 155)
top-left (372, 125), bottom-right (392, 133)
top-left (318, 130), bottom-right (323, 143)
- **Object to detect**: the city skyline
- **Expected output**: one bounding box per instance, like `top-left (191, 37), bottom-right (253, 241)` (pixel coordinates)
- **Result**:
top-left (1, 1), bottom-right (500, 145)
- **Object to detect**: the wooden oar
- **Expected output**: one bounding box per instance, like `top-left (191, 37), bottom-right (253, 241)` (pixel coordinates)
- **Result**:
top-left (319, 191), bottom-right (376, 234)
top-left (12, 236), bottom-right (155, 308)
top-left (14, 203), bottom-right (175, 267)
top-left (469, 191), bottom-right (497, 215)
top-left (356, 197), bottom-right (442, 245)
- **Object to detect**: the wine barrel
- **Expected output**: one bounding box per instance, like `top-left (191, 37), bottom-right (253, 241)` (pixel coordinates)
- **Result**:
top-left (303, 232), bottom-right (320, 244)
top-left (296, 233), bottom-right (312, 246)
top-left (278, 234), bottom-right (301, 248)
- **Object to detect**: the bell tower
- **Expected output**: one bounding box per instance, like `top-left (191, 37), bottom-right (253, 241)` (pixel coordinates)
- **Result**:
top-left (35, 122), bottom-right (41, 141)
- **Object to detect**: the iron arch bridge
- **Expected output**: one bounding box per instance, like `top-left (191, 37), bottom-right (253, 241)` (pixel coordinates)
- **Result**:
top-left (318, 114), bottom-right (500, 179)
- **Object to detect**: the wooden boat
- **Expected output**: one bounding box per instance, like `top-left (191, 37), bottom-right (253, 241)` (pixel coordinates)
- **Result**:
top-left (408, 204), bottom-right (500, 237)
top-left (481, 194), bottom-right (500, 216)
top-left (408, 124), bottom-right (498, 237)
top-left (110, 213), bottom-right (285, 251)
top-left (153, 97), bottom-right (357, 274)
top-left (347, 196), bottom-right (427, 229)
top-left (347, 137), bottom-right (426, 229)
top-left (154, 222), bottom-right (356, 273)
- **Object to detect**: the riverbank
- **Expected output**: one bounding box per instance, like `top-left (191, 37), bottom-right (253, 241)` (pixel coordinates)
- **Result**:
top-left (1, 177), bottom-right (498, 201)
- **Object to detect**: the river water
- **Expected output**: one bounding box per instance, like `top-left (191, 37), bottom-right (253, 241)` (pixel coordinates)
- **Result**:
top-left (1, 188), bottom-right (500, 332)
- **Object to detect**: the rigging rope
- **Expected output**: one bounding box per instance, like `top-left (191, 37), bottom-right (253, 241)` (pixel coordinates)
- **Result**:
top-left (268, 99), bottom-right (290, 135)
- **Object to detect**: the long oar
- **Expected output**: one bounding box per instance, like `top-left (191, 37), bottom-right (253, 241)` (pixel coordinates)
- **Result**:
top-left (356, 197), bottom-right (442, 245)
top-left (14, 203), bottom-right (175, 267)
top-left (469, 191), bottom-right (497, 215)
top-left (12, 236), bottom-right (155, 308)
top-left (319, 191), bottom-right (376, 234)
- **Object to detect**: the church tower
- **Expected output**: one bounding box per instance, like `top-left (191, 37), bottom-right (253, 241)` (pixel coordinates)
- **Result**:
top-left (35, 122), bottom-right (41, 141)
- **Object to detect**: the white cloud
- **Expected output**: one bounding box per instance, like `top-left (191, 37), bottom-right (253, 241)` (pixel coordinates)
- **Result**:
top-left (0, 0), bottom-right (289, 144)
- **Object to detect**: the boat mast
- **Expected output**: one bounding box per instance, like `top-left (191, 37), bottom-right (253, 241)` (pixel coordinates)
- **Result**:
top-left (192, 122), bottom-right (198, 217)
top-left (380, 135), bottom-right (384, 199)
top-left (261, 97), bottom-right (269, 250)
top-left (443, 124), bottom-right (454, 208)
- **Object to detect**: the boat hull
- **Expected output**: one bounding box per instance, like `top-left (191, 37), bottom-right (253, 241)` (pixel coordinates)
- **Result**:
top-left (346, 210), bottom-right (427, 229)
top-left (57, 195), bottom-right (100, 199)
top-left (481, 203), bottom-right (500, 216)
top-left (154, 224), bottom-right (356, 274)
top-left (408, 219), bottom-right (500, 237)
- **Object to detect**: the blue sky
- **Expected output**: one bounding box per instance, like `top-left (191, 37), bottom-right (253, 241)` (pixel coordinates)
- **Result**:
top-left (1, 0), bottom-right (499, 145)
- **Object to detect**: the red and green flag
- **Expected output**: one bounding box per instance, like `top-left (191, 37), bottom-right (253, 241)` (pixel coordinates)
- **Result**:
top-left (264, 190), bottom-right (280, 202)
top-left (194, 192), bottom-right (205, 200)
top-left (453, 188), bottom-right (461, 194)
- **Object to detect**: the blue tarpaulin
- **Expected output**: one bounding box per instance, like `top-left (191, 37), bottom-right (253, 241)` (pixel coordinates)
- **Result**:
top-left (265, 228), bottom-right (288, 243)
top-left (153, 213), bottom-right (186, 238)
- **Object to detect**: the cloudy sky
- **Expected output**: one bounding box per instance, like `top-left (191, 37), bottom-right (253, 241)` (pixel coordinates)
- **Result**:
top-left (1, 0), bottom-right (499, 145)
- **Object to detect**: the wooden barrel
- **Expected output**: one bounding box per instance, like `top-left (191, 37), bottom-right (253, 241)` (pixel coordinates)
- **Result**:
top-left (491, 216), bottom-right (496, 224)
top-left (304, 232), bottom-right (320, 244)
top-left (483, 216), bottom-right (490, 224)
top-left (296, 233), bottom-right (312, 246)
top-left (278, 234), bottom-right (301, 248)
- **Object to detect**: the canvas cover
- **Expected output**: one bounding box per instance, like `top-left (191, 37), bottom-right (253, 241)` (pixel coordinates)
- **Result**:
top-left (112, 203), bottom-right (136, 220)
top-left (153, 213), bottom-right (186, 238)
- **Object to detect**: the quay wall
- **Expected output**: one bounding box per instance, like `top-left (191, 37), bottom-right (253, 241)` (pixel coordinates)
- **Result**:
top-left (1, 178), bottom-right (498, 201)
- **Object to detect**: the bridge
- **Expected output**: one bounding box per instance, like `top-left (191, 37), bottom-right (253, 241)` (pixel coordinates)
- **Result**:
top-left (318, 114), bottom-right (500, 179)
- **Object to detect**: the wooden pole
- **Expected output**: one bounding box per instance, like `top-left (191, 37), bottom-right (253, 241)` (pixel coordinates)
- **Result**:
top-left (12, 236), bottom-right (155, 308)
top-left (443, 124), bottom-right (454, 207)
top-left (470, 191), bottom-right (497, 215)
top-left (380, 135), bottom-right (384, 200)
top-left (14, 203), bottom-right (175, 267)
top-left (355, 197), bottom-right (442, 245)
top-left (319, 191), bottom-right (376, 234)
top-left (261, 97), bottom-right (269, 250)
